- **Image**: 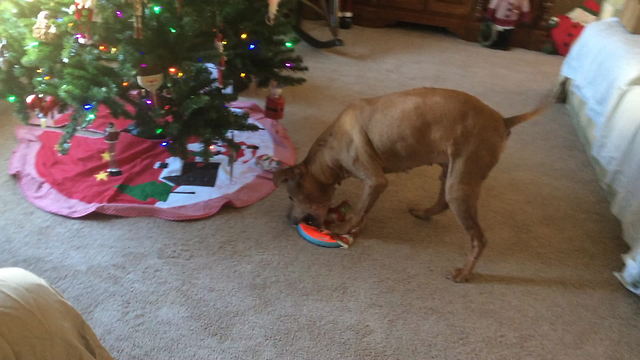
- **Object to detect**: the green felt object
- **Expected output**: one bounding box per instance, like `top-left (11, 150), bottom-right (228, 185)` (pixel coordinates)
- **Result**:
top-left (117, 181), bottom-right (174, 202)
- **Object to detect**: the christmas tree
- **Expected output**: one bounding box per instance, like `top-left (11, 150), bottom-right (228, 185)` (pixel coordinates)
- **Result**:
top-left (0, 0), bottom-right (306, 157)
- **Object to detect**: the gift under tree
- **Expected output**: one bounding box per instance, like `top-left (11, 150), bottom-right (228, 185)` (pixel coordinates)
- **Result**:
top-left (0, 0), bottom-right (306, 157)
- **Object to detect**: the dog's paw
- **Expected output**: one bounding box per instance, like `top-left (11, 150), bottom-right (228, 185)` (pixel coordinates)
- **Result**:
top-left (447, 268), bottom-right (471, 283)
top-left (328, 221), bottom-right (357, 236)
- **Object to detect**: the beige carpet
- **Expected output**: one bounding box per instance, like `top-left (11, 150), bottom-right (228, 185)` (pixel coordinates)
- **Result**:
top-left (2, 24), bottom-right (639, 360)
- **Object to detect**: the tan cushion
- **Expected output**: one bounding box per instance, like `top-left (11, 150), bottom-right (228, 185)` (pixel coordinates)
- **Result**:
top-left (0, 268), bottom-right (113, 360)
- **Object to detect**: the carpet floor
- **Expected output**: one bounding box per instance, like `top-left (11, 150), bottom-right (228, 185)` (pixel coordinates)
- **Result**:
top-left (2, 24), bottom-right (639, 360)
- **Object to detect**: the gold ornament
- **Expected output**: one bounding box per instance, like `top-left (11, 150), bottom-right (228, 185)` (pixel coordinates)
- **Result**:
top-left (32, 11), bottom-right (58, 42)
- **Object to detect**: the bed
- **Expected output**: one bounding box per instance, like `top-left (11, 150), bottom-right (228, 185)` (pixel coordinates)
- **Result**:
top-left (559, 18), bottom-right (640, 295)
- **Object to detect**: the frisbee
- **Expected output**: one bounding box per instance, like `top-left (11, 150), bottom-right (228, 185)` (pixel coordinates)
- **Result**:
top-left (296, 223), bottom-right (353, 249)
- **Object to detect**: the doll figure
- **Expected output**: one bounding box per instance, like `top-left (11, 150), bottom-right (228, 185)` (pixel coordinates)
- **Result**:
top-left (481, 0), bottom-right (531, 50)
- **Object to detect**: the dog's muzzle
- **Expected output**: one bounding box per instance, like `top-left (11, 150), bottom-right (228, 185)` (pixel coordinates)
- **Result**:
top-left (302, 214), bottom-right (319, 226)
top-left (290, 213), bottom-right (320, 227)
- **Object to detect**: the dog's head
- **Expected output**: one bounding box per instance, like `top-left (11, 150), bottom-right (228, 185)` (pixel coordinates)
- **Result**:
top-left (274, 163), bottom-right (334, 227)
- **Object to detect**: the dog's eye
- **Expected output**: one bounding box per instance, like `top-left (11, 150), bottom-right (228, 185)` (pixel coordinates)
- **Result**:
top-left (288, 196), bottom-right (293, 201)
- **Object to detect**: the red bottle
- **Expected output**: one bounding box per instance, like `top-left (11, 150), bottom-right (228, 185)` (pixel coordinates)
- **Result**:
top-left (265, 87), bottom-right (285, 120)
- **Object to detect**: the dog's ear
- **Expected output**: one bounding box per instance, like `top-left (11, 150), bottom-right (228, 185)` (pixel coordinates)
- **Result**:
top-left (272, 167), bottom-right (291, 186)
top-left (273, 164), bottom-right (305, 186)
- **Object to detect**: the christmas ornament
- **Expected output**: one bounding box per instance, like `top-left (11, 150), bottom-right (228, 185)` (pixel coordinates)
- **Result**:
top-left (215, 32), bottom-right (226, 87)
top-left (72, 1), bottom-right (96, 21)
top-left (136, 68), bottom-right (164, 107)
top-left (104, 122), bottom-right (123, 176)
top-left (265, 84), bottom-right (285, 120)
top-left (158, 89), bottom-right (176, 114)
top-left (27, 94), bottom-right (47, 128)
top-left (26, 94), bottom-right (43, 111)
top-left (131, 0), bottom-right (148, 39)
top-left (38, 96), bottom-right (59, 128)
top-left (32, 11), bottom-right (58, 42)
top-left (266, 0), bottom-right (282, 25)
top-left (0, 39), bottom-right (7, 70)
top-left (26, 94), bottom-right (58, 128)
top-left (40, 95), bottom-right (59, 116)
top-left (71, 1), bottom-right (96, 43)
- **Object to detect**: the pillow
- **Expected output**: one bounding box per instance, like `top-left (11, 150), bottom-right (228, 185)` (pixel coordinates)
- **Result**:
top-left (600, 0), bottom-right (626, 19)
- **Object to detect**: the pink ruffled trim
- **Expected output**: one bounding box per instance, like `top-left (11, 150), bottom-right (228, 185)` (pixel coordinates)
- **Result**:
top-left (9, 101), bottom-right (296, 221)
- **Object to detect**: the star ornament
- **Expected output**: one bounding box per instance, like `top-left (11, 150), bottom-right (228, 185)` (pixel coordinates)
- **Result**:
top-left (101, 151), bottom-right (112, 162)
top-left (94, 171), bottom-right (109, 181)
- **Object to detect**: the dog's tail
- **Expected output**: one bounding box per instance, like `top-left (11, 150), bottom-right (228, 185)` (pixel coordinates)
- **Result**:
top-left (503, 105), bottom-right (547, 129)
top-left (503, 84), bottom-right (565, 130)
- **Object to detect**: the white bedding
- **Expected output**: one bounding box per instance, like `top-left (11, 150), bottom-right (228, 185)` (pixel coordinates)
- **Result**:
top-left (561, 18), bottom-right (640, 132)
top-left (561, 18), bottom-right (640, 295)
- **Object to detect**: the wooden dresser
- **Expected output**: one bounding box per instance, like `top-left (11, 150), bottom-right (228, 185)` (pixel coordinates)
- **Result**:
top-left (352, 0), bottom-right (556, 50)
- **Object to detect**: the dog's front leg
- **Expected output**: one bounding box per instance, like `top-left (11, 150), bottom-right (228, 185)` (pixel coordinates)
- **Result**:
top-left (332, 176), bottom-right (388, 235)
top-left (331, 131), bottom-right (388, 235)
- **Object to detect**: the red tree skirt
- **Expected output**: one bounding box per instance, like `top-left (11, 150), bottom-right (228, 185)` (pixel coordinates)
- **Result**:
top-left (9, 102), bottom-right (296, 220)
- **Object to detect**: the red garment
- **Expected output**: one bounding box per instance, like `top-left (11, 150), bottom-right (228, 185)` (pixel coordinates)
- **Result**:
top-left (550, 15), bottom-right (585, 56)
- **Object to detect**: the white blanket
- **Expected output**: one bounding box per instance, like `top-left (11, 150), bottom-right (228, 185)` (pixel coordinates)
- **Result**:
top-left (0, 268), bottom-right (113, 360)
top-left (561, 18), bottom-right (640, 133)
top-left (562, 18), bottom-right (640, 295)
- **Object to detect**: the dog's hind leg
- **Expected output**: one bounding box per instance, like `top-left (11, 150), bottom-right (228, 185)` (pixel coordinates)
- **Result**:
top-left (444, 156), bottom-right (497, 283)
top-left (410, 163), bottom-right (449, 220)
top-left (447, 183), bottom-right (485, 283)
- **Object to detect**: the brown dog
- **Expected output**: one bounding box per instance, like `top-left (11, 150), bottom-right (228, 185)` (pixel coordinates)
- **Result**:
top-left (275, 88), bottom-right (545, 282)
